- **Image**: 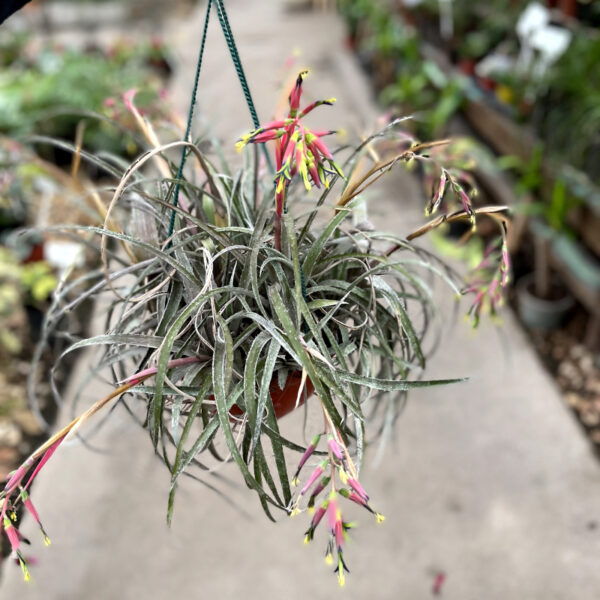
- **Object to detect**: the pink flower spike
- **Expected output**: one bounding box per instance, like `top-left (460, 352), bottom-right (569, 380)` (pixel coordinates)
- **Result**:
top-left (327, 436), bottom-right (344, 461)
top-left (288, 70), bottom-right (309, 117)
top-left (300, 460), bottom-right (327, 496)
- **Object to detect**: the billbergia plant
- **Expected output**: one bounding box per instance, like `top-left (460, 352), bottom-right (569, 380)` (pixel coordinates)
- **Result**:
top-left (0, 71), bottom-right (509, 586)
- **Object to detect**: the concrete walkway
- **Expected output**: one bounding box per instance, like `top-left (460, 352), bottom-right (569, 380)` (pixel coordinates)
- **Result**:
top-left (2, 1), bottom-right (600, 598)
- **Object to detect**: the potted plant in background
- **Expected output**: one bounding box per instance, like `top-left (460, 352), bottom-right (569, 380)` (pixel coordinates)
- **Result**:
top-left (515, 178), bottom-right (577, 331)
top-left (0, 70), bottom-right (510, 586)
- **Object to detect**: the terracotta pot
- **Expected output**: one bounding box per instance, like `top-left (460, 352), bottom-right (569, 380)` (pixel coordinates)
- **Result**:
top-left (228, 372), bottom-right (315, 420)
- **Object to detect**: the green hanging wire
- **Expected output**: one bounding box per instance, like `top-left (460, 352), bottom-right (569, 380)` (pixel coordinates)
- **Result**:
top-left (167, 0), bottom-right (212, 240)
top-left (167, 0), bottom-right (272, 239)
top-left (214, 0), bottom-right (258, 129)
top-left (214, 0), bottom-right (273, 171)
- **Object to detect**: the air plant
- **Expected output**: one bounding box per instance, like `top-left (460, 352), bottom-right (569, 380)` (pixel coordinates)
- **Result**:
top-left (1, 72), bottom-right (509, 585)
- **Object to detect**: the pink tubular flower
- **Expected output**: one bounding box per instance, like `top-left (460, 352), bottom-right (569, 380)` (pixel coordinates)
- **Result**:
top-left (21, 490), bottom-right (50, 546)
top-left (326, 491), bottom-right (342, 544)
top-left (236, 71), bottom-right (345, 251)
top-left (347, 475), bottom-right (369, 502)
top-left (300, 460), bottom-right (328, 497)
top-left (304, 499), bottom-right (328, 543)
top-left (463, 230), bottom-right (511, 327)
top-left (428, 170), bottom-right (448, 216)
top-left (3, 516), bottom-right (30, 581)
top-left (307, 476), bottom-right (331, 512)
top-left (288, 70), bottom-right (308, 117)
top-left (3, 516), bottom-right (20, 552)
top-left (455, 184), bottom-right (475, 227)
top-left (292, 433), bottom-right (322, 486)
top-left (327, 436), bottom-right (344, 461)
top-left (339, 487), bottom-right (385, 523)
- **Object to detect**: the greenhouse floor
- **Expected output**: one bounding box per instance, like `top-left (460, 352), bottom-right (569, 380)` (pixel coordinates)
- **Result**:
top-left (1, 1), bottom-right (599, 598)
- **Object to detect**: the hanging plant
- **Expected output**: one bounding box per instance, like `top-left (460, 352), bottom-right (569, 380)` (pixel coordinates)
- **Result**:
top-left (0, 1), bottom-right (510, 585)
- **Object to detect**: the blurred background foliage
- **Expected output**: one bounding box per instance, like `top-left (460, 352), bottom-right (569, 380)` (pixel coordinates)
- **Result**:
top-left (0, 32), bottom-right (171, 160)
top-left (337, 0), bottom-right (600, 447)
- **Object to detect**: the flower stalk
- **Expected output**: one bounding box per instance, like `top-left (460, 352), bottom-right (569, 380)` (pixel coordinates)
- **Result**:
top-left (237, 71), bottom-right (345, 251)
top-left (0, 356), bottom-right (202, 580)
top-left (291, 403), bottom-right (384, 586)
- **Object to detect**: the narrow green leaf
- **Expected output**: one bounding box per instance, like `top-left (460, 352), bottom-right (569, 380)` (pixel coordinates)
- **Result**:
top-left (336, 369), bottom-right (466, 391)
top-left (302, 196), bottom-right (362, 276)
top-left (212, 316), bottom-right (279, 510)
top-left (267, 285), bottom-right (341, 428)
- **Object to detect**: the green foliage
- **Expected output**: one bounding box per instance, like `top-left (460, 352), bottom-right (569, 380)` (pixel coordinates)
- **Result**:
top-left (381, 60), bottom-right (466, 138)
top-left (498, 146), bottom-right (582, 235)
top-left (536, 32), bottom-right (600, 178)
top-left (20, 260), bottom-right (58, 302)
top-left (0, 247), bottom-right (57, 354)
top-left (497, 145), bottom-right (544, 197)
top-left (339, 0), bottom-right (466, 138)
top-left (0, 36), bottom-right (167, 157)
